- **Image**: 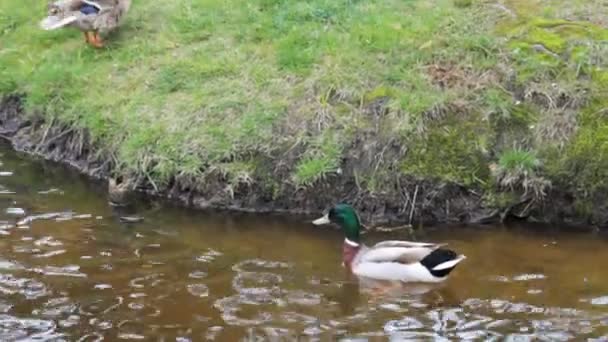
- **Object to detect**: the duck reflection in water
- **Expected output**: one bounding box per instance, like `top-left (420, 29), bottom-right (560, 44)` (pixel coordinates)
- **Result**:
top-left (329, 273), bottom-right (458, 317)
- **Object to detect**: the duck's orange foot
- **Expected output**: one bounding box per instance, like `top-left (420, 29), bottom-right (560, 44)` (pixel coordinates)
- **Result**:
top-left (89, 32), bottom-right (105, 49)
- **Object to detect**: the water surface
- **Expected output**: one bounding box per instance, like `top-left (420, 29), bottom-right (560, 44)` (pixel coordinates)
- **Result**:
top-left (0, 145), bottom-right (607, 340)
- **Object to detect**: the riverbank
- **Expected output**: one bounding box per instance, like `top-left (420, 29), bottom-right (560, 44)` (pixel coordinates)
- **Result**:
top-left (1, 0), bottom-right (607, 227)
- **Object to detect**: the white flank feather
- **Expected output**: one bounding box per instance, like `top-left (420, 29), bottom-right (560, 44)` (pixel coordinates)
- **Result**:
top-left (360, 246), bottom-right (433, 264)
top-left (353, 262), bottom-right (445, 283)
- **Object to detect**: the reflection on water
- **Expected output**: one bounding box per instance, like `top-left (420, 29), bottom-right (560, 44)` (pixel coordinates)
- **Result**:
top-left (0, 145), bottom-right (607, 340)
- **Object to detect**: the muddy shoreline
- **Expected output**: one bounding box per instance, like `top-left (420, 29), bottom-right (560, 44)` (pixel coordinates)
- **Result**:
top-left (0, 94), bottom-right (604, 228)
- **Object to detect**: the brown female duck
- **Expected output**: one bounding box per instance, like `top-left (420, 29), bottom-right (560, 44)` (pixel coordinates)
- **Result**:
top-left (40, 0), bottom-right (131, 48)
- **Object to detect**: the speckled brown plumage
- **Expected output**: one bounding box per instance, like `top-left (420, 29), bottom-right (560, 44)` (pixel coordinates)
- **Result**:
top-left (40, 0), bottom-right (131, 48)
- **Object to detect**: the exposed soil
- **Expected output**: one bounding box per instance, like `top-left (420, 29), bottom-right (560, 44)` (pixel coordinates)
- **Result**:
top-left (0, 94), bottom-right (605, 229)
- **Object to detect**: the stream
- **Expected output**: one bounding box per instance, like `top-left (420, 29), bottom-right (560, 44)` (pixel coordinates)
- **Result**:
top-left (0, 144), bottom-right (606, 340)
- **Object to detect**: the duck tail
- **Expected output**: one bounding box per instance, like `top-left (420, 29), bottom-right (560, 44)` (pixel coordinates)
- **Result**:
top-left (420, 248), bottom-right (466, 277)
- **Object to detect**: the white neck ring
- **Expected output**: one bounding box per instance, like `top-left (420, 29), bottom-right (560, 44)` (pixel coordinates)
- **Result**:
top-left (344, 238), bottom-right (360, 247)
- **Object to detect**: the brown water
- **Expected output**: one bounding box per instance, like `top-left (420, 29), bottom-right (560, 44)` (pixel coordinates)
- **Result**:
top-left (0, 145), bottom-right (607, 341)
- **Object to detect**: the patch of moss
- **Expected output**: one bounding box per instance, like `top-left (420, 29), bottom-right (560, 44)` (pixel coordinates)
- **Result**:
top-left (363, 86), bottom-right (395, 104)
top-left (525, 27), bottom-right (566, 53)
top-left (401, 117), bottom-right (491, 186)
top-left (502, 17), bottom-right (608, 82)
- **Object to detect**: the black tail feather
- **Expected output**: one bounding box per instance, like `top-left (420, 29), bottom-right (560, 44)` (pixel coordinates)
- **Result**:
top-left (420, 248), bottom-right (460, 278)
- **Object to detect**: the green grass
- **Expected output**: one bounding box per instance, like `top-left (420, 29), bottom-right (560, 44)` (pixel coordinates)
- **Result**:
top-left (499, 149), bottom-right (540, 173)
top-left (1, 0), bottom-right (607, 213)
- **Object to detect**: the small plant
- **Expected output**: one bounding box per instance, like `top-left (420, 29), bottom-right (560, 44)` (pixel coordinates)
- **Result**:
top-left (498, 148), bottom-right (540, 172)
top-left (492, 148), bottom-right (551, 200)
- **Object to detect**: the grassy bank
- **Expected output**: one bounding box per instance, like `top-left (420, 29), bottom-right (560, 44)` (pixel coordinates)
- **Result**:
top-left (1, 0), bottom-right (607, 223)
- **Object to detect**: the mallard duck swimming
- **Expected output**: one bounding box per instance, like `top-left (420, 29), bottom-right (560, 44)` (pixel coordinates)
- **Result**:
top-left (40, 0), bottom-right (131, 48)
top-left (312, 204), bottom-right (466, 283)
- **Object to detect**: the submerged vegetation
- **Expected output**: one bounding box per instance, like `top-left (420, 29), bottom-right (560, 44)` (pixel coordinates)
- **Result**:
top-left (0, 0), bottom-right (607, 224)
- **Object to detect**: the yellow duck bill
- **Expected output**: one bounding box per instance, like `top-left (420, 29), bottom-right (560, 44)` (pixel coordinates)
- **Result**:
top-left (312, 214), bottom-right (330, 225)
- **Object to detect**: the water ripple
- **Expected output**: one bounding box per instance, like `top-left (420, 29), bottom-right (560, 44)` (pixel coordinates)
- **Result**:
top-left (0, 274), bottom-right (49, 299)
top-left (0, 314), bottom-right (60, 341)
top-left (187, 284), bottom-right (210, 298)
top-left (31, 265), bottom-right (87, 278)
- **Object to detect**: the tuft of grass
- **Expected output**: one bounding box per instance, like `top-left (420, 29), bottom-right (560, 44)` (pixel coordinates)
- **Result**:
top-left (294, 130), bottom-right (343, 187)
top-left (498, 148), bottom-right (540, 172)
top-left (493, 148), bottom-right (550, 200)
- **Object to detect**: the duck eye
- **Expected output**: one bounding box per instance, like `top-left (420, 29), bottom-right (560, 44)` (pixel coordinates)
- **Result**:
top-left (50, 8), bottom-right (58, 15)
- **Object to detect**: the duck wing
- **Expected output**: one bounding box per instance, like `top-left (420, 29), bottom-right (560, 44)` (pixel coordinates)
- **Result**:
top-left (82, 0), bottom-right (123, 13)
top-left (81, 0), bottom-right (104, 10)
top-left (360, 241), bottom-right (444, 264)
top-left (371, 240), bottom-right (446, 249)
